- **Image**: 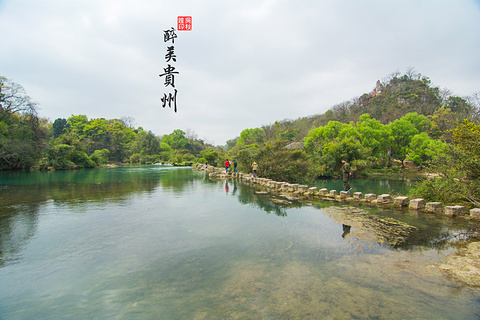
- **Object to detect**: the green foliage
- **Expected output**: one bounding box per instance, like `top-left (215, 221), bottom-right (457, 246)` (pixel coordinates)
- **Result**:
top-left (304, 121), bottom-right (364, 177)
top-left (427, 107), bottom-right (457, 142)
top-left (236, 128), bottom-right (266, 147)
top-left (407, 133), bottom-right (446, 167)
top-left (130, 153), bottom-right (141, 163)
top-left (1, 71), bottom-right (478, 187)
top-left (0, 136), bottom-right (37, 169)
top-left (356, 113), bottom-right (391, 160)
top-left (70, 150), bottom-right (95, 168)
top-left (131, 129), bottom-right (161, 155)
top-left (45, 144), bottom-right (75, 170)
top-left (402, 112), bottom-right (430, 133)
top-left (52, 118), bottom-right (68, 138)
top-left (67, 115), bottom-right (89, 136)
top-left (256, 140), bottom-right (312, 184)
top-left (412, 120), bottom-right (480, 207)
top-left (199, 148), bottom-right (220, 166)
top-left (279, 128), bottom-right (300, 141)
top-left (232, 144), bottom-right (262, 173)
top-left (451, 119), bottom-right (480, 180)
top-left (0, 77), bottom-right (44, 170)
top-left (361, 73), bottom-right (442, 123)
top-left (161, 129), bottom-right (189, 150)
top-left (388, 118), bottom-right (419, 166)
top-left (90, 149), bottom-right (110, 165)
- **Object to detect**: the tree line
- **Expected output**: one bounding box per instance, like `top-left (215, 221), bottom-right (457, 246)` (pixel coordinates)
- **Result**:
top-left (0, 76), bottom-right (215, 170)
top-left (1, 70), bottom-right (479, 206)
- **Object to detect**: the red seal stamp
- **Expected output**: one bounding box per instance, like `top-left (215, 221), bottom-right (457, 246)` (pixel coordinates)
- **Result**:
top-left (177, 16), bottom-right (192, 31)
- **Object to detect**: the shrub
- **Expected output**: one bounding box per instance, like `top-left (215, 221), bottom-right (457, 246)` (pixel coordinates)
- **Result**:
top-left (70, 150), bottom-right (95, 168)
top-left (91, 149), bottom-right (110, 165)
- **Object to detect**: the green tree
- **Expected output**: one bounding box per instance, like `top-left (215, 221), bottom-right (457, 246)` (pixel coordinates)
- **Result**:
top-left (200, 148), bottom-right (220, 166)
top-left (452, 119), bottom-right (480, 180)
top-left (107, 120), bottom-right (136, 161)
top-left (402, 112), bottom-right (430, 133)
top-left (52, 118), bottom-right (69, 139)
top-left (412, 120), bottom-right (480, 207)
top-left (0, 77), bottom-right (45, 169)
top-left (428, 107), bottom-right (463, 142)
top-left (90, 149), bottom-right (110, 165)
top-left (234, 144), bottom-right (262, 173)
top-left (445, 96), bottom-right (474, 118)
top-left (161, 129), bottom-right (189, 150)
top-left (388, 119), bottom-right (418, 167)
top-left (357, 114), bottom-right (391, 163)
top-left (236, 128), bottom-right (266, 146)
top-left (304, 121), bottom-right (344, 154)
top-left (407, 132), bottom-right (446, 167)
top-left (67, 115), bottom-right (89, 137)
top-left (258, 140), bottom-right (311, 184)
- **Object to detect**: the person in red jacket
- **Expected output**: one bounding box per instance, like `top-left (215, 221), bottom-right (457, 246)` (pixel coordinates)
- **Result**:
top-left (225, 159), bottom-right (230, 173)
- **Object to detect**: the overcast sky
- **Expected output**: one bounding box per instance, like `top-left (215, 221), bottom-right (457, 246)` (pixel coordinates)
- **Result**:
top-left (1, 0), bottom-right (479, 145)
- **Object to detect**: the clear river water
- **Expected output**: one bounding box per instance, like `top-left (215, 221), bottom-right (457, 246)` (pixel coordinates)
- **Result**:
top-left (0, 165), bottom-right (479, 319)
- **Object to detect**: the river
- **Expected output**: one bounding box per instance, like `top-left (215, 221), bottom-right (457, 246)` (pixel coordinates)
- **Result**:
top-left (0, 165), bottom-right (479, 319)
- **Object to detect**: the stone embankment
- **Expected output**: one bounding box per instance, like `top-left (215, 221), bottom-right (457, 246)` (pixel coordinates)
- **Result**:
top-left (193, 163), bottom-right (480, 220)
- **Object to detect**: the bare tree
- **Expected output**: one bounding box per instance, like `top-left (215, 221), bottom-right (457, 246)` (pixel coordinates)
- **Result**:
top-left (185, 128), bottom-right (199, 141)
top-left (405, 66), bottom-right (417, 80)
top-left (467, 91), bottom-right (480, 122)
top-left (121, 116), bottom-right (136, 128)
top-left (0, 76), bottom-right (38, 120)
top-left (439, 88), bottom-right (452, 104)
top-left (381, 70), bottom-right (400, 86)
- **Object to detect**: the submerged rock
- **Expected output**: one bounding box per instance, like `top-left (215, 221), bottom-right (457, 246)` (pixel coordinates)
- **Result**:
top-left (439, 241), bottom-right (480, 287)
top-left (321, 206), bottom-right (417, 248)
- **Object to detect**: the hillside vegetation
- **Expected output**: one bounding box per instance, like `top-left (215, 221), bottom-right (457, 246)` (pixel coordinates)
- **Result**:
top-left (1, 70), bottom-right (479, 206)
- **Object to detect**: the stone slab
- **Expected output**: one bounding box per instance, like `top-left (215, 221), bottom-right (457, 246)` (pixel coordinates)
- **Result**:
top-left (353, 192), bottom-right (363, 200)
top-left (409, 199), bottom-right (425, 210)
top-left (394, 196), bottom-right (409, 207)
top-left (377, 194), bottom-right (392, 204)
top-left (425, 202), bottom-right (443, 213)
top-left (470, 208), bottom-right (480, 219)
top-left (444, 205), bottom-right (468, 217)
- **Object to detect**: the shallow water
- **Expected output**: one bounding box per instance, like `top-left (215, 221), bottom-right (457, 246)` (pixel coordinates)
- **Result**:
top-left (0, 166), bottom-right (479, 319)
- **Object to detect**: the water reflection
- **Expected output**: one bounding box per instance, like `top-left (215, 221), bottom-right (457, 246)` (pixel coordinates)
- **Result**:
top-left (225, 176), bottom-right (478, 252)
top-left (342, 224), bottom-right (351, 238)
top-left (1, 167), bottom-right (479, 319)
top-left (314, 176), bottom-right (419, 196)
top-left (0, 166), bottom-right (201, 266)
top-left (236, 185), bottom-right (290, 217)
top-left (0, 205), bottom-right (39, 267)
top-left (0, 166), bottom-right (199, 207)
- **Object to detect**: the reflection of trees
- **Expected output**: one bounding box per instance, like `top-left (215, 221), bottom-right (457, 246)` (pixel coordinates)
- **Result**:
top-left (0, 166), bottom-right (204, 207)
top-left (1, 175), bottom-right (160, 206)
top-left (314, 178), bottom-right (418, 197)
top-left (234, 183), bottom-right (302, 217)
top-left (319, 205), bottom-right (479, 251)
top-left (225, 178), bottom-right (480, 251)
top-left (0, 204), bottom-right (39, 267)
top-left (158, 167), bottom-right (201, 192)
top-left (392, 215), bottom-right (479, 251)
top-left (0, 166), bottom-right (203, 266)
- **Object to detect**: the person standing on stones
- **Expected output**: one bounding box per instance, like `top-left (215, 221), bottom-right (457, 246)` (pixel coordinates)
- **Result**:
top-left (252, 161), bottom-right (258, 177)
top-left (342, 159), bottom-right (352, 191)
top-left (225, 159), bottom-right (230, 173)
top-left (233, 160), bottom-right (238, 173)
